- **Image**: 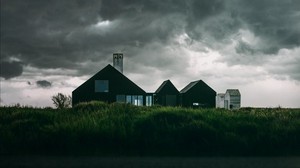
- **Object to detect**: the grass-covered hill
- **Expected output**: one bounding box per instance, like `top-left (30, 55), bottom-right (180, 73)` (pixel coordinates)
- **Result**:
top-left (0, 101), bottom-right (299, 156)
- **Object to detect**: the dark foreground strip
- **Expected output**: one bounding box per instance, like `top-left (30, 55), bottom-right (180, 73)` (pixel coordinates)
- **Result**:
top-left (1, 156), bottom-right (300, 168)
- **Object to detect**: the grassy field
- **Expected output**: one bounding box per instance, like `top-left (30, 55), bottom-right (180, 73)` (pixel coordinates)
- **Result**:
top-left (0, 101), bottom-right (299, 156)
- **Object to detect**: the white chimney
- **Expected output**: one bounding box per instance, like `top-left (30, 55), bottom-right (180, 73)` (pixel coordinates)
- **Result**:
top-left (113, 53), bottom-right (123, 73)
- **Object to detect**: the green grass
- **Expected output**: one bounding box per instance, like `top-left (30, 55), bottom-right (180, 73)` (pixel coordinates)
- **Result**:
top-left (0, 102), bottom-right (300, 156)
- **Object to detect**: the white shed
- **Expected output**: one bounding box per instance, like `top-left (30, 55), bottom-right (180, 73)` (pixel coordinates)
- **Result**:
top-left (225, 89), bottom-right (241, 110)
top-left (216, 93), bottom-right (225, 108)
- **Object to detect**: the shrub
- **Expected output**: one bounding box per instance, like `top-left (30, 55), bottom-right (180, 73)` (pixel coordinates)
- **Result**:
top-left (51, 93), bottom-right (72, 109)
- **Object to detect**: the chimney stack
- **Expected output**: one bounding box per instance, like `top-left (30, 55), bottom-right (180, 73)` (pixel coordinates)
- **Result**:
top-left (113, 53), bottom-right (123, 73)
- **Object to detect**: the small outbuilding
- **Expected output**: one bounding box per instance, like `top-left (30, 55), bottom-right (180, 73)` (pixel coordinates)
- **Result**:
top-left (224, 89), bottom-right (241, 110)
top-left (154, 80), bottom-right (179, 106)
top-left (180, 80), bottom-right (216, 108)
top-left (216, 93), bottom-right (225, 108)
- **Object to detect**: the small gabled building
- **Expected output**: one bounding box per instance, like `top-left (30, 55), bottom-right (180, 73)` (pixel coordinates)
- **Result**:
top-left (154, 80), bottom-right (179, 106)
top-left (216, 93), bottom-right (225, 108)
top-left (72, 64), bottom-right (147, 106)
top-left (224, 89), bottom-right (241, 110)
top-left (180, 80), bottom-right (216, 108)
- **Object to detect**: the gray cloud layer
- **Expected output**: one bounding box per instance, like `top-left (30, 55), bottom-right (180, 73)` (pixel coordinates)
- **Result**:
top-left (1, 0), bottom-right (300, 80)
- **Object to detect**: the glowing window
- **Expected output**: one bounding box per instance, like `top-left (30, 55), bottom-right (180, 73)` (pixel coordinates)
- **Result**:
top-left (146, 96), bottom-right (152, 106)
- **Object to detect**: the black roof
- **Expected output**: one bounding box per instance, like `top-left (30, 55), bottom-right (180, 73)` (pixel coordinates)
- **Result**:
top-left (180, 80), bottom-right (214, 93)
top-left (155, 79), bottom-right (179, 94)
top-left (73, 64), bottom-right (145, 94)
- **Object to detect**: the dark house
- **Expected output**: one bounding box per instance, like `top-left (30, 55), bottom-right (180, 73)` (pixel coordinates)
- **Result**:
top-left (73, 53), bottom-right (217, 108)
top-left (72, 64), bottom-right (149, 106)
top-left (180, 80), bottom-right (216, 108)
top-left (154, 80), bottom-right (179, 106)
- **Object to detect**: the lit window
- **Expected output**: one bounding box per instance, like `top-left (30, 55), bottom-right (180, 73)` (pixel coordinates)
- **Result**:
top-left (95, 80), bottom-right (109, 92)
top-left (130, 95), bottom-right (143, 106)
top-left (124, 95), bottom-right (143, 106)
top-left (146, 96), bottom-right (152, 106)
top-left (126, 95), bottom-right (132, 104)
top-left (132, 95), bottom-right (138, 105)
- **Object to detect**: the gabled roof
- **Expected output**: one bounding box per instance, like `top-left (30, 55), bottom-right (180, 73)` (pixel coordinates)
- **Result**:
top-left (155, 79), bottom-right (179, 94)
top-left (155, 80), bottom-right (168, 93)
top-left (226, 89), bottom-right (240, 96)
top-left (73, 64), bottom-right (145, 93)
top-left (180, 80), bottom-right (215, 94)
top-left (180, 80), bottom-right (201, 93)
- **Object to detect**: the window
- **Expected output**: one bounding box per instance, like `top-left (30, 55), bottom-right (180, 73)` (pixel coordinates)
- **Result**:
top-left (132, 95), bottom-right (138, 105)
top-left (126, 95), bottom-right (132, 104)
top-left (116, 95), bottom-right (125, 103)
top-left (146, 95), bottom-right (152, 106)
top-left (138, 95), bottom-right (143, 106)
top-left (125, 95), bottom-right (143, 106)
top-left (95, 80), bottom-right (109, 92)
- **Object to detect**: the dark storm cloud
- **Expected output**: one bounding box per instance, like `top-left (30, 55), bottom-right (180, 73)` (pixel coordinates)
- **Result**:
top-left (1, 0), bottom-right (102, 69)
top-left (0, 61), bottom-right (23, 79)
top-left (1, 0), bottom-right (300, 80)
top-left (228, 0), bottom-right (300, 54)
top-left (36, 80), bottom-right (52, 88)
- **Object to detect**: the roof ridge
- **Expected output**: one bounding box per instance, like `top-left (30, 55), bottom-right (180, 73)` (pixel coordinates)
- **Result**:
top-left (155, 79), bottom-right (175, 93)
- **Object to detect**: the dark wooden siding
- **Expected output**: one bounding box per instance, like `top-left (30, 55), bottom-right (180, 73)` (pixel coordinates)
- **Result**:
top-left (154, 80), bottom-right (179, 106)
top-left (180, 80), bottom-right (216, 108)
top-left (72, 64), bottom-right (146, 106)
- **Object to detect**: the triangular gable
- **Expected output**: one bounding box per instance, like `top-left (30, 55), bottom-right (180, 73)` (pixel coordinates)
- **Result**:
top-left (180, 80), bottom-right (215, 94)
top-left (155, 80), bottom-right (179, 94)
top-left (73, 64), bottom-right (145, 94)
top-left (180, 80), bottom-right (199, 93)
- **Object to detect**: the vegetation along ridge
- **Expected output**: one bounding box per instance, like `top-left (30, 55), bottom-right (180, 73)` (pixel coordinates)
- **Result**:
top-left (0, 101), bottom-right (299, 156)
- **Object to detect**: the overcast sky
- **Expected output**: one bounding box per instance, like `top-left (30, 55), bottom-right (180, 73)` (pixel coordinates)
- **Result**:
top-left (1, 0), bottom-right (300, 108)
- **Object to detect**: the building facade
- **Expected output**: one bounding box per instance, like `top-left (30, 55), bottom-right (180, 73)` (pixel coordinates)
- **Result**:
top-left (154, 80), bottom-right (179, 106)
top-left (216, 93), bottom-right (225, 108)
top-left (73, 53), bottom-right (218, 108)
top-left (72, 64), bottom-right (153, 106)
top-left (215, 89), bottom-right (241, 109)
top-left (179, 80), bottom-right (216, 108)
top-left (224, 89), bottom-right (241, 110)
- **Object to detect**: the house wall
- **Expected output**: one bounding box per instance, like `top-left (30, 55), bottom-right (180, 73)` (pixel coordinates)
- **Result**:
top-left (229, 95), bottom-right (241, 109)
top-left (224, 93), bottom-right (231, 109)
top-left (180, 83), bottom-right (216, 108)
top-left (155, 80), bottom-right (179, 106)
top-left (216, 94), bottom-right (225, 108)
top-left (72, 65), bottom-right (146, 106)
top-left (224, 92), bottom-right (241, 110)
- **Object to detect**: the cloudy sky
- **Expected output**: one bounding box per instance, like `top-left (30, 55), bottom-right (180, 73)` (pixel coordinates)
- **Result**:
top-left (1, 0), bottom-right (300, 108)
